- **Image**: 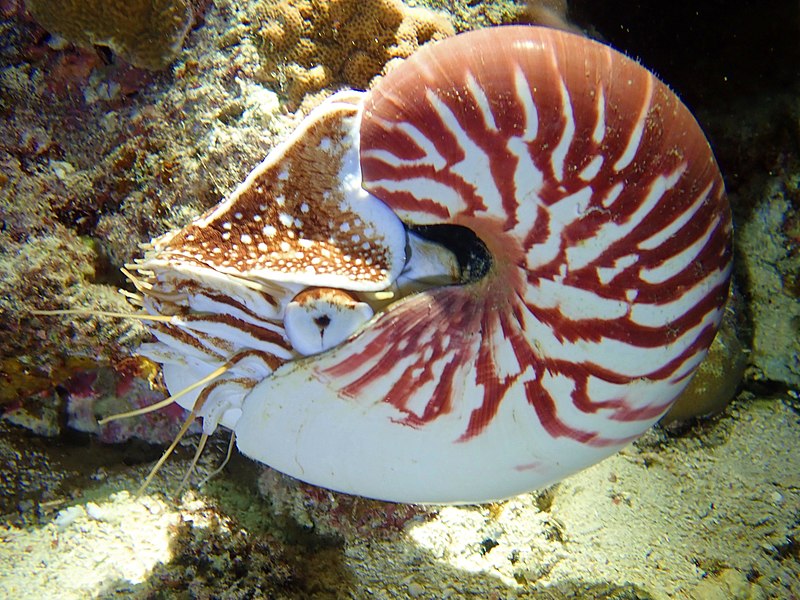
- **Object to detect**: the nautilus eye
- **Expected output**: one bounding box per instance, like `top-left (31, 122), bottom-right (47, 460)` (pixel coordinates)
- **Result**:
top-left (284, 288), bottom-right (374, 356)
top-left (133, 25), bottom-right (731, 504)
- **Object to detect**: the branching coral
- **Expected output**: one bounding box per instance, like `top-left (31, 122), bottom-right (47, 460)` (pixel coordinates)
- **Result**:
top-left (24, 0), bottom-right (194, 70)
top-left (255, 0), bottom-right (454, 105)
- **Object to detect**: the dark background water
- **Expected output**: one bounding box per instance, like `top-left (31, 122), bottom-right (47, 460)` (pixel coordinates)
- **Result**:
top-left (570, 0), bottom-right (800, 111)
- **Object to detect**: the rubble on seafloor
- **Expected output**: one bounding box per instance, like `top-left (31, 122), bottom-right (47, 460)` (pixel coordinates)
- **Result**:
top-left (0, 0), bottom-right (799, 598)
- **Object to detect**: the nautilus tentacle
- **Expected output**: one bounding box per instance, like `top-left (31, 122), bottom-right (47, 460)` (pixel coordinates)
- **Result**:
top-left (135, 26), bottom-right (731, 503)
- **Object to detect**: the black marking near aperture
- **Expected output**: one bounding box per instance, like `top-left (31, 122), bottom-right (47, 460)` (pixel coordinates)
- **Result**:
top-left (408, 224), bottom-right (492, 283)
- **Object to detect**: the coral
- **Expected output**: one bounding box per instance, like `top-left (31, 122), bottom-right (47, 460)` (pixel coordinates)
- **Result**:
top-left (254, 0), bottom-right (454, 105)
top-left (707, 93), bottom-right (800, 388)
top-left (0, 229), bottom-right (145, 399)
top-left (739, 178), bottom-right (800, 386)
top-left (24, 0), bottom-right (194, 70)
top-left (62, 359), bottom-right (192, 445)
top-left (0, 356), bottom-right (96, 406)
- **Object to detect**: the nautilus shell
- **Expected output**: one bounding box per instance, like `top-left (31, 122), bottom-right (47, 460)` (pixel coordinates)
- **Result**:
top-left (131, 26), bottom-right (731, 504)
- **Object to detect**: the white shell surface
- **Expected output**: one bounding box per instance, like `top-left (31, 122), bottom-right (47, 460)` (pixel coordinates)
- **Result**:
top-left (235, 349), bottom-right (661, 504)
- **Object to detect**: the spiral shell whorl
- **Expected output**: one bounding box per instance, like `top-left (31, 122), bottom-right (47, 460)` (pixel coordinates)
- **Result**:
top-left (329, 27), bottom-right (731, 449)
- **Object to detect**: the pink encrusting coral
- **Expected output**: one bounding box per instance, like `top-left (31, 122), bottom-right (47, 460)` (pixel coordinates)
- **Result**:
top-left (63, 361), bottom-right (192, 445)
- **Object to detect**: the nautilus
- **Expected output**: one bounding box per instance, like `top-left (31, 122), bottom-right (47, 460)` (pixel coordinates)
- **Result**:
top-left (119, 26), bottom-right (731, 504)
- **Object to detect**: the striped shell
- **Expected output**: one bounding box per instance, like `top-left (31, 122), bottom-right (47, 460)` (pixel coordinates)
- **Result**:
top-left (134, 26), bottom-right (731, 503)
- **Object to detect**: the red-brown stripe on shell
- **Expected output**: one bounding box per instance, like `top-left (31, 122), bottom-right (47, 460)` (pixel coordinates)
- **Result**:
top-left (135, 26), bottom-right (731, 504)
top-left (352, 26), bottom-right (732, 441)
